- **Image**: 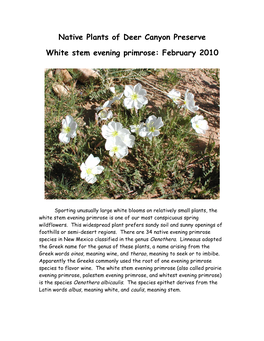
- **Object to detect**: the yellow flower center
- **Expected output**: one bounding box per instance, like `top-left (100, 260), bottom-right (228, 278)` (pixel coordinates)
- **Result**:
top-left (112, 130), bottom-right (118, 137)
top-left (112, 146), bottom-right (119, 153)
top-left (86, 168), bottom-right (92, 175)
top-left (149, 126), bottom-right (156, 133)
top-left (131, 93), bottom-right (138, 100)
top-left (64, 126), bottom-right (71, 133)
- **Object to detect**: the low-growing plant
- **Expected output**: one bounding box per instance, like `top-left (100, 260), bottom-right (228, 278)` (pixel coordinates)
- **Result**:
top-left (45, 68), bottom-right (220, 199)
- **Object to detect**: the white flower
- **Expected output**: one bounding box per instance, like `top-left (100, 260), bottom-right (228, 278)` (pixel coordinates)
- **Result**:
top-left (130, 123), bottom-right (148, 138)
top-left (105, 136), bottom-right (128, 159)
top-left (130, 123), bottom-right (146, 136)
top-left (112, 93), bottom-right (124, 102)
top-left (59, 115), bottom-right (77, 144)
top-left (109, 86), bottom-right (124, 101)
top-left (101, 121), bottom-right (135, 148)
top-left (138, 126), bottom-right (148, 137)
top-left (102, 121), bottom-right (128, 140)
top-left (98, 110), bottom-right (113, 121)
top-left (121, 129), bottom-right (135, 148)
top-left (123, 83), bottom-right (148, 110)
top-left (95, 99), bottom-right (112, 112)
top-left (80, 154), bottom-right (104, 184)
top-left (168, 89), bottom-right (181, 104)
top-left (96, 90), bottom-right (123, 114)
top-left (144, 115), bottom-right (164, 140)
top-left (130, 123), bottom-right (144, 133)
top-left (182, 89), bottom-right (199, 113)
top-left (191, 115), bottom-right (209, 134)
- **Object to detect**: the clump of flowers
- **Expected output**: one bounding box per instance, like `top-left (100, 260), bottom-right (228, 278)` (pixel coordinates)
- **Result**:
top-left (141, 115), bottom-right (164, 140)
top-left (58, 115), bottom-right (77, 144)
top-left (168, 88), bottom-right (199, 113)
top-left (167, 88), bottom-right (210, 136)
top-left (191, 115), bottom-right (209, 134)
top-left (123, 83), bottom-right (148, 110)
top-left (102, 121), bottom-right (135, 158)
top-left (95, 88), bottom-right (124, 122)
top-left (132, 115), bottom-right (164, 140)
top-left (80, 154), bottom-right (104, 184)
top-left (55, 78), bottom-right (213, 189)
top-left (105, 136), bottom-right (128, 159)
top-left (130, 123), bottom-right (145, 134)
top-left (145, 115), bottom-right (164, 140)
top-left (101, 121), bottom-right (134, 145)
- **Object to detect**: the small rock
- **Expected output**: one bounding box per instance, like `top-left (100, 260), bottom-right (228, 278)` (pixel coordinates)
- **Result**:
top-left (73, 68), bottom-right (98, 83)
top-left (52, 83), bottom-right (69, 97)
top-left (45, 69), bottom-right (53, 78)
top-left (55, 69), bottom-right (73, 85)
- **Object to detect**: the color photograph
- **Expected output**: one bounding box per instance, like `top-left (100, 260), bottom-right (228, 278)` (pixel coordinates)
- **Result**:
top-left (45, 68), bottom-right (220, 199)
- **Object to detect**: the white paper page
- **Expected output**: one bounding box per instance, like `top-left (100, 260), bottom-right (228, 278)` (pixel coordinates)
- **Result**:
top-left (2, 1), bottom-right (263, 341)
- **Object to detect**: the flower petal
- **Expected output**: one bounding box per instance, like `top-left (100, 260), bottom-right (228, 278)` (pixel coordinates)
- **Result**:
top-left (154, 117), bottom-right (164, 129)
top-left (87, 155), bottom-right (100, 169)
top-left (59, 132), bottom-right (70, 144)
top-left (93, 165), bottom-right (104, 174)
top-left (153, 130), bottom-right (160, 137)
top-left (85, 174), bottom-right (97, 184)
top-left (102, 125), bottom-right (112, 139)
top-left (134, 83), bottom-right (142, 93)
top-left (124, 97), bottom-right (134, 109)
top-left (124, 85), bottom-right (134, 96)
